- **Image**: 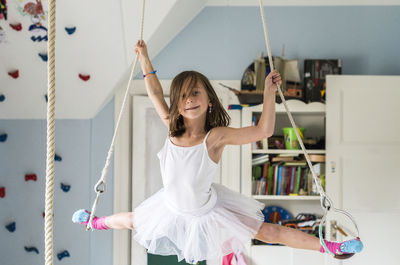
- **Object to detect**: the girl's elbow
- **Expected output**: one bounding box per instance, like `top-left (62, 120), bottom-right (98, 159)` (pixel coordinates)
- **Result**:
top-left (264, 131), bottom-right (273, 138)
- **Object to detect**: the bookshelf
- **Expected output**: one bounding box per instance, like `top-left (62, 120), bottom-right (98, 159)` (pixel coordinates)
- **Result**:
top-left (240, 99), bottom-right (328, 265)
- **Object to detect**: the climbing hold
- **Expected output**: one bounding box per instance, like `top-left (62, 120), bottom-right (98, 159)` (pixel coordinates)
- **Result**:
top-left (8, 70), bottom-right (19, 79)
top-left (9, 23), bottom-right (22, 31)
top-left (6, 222), bottom-right (16, 232)
top-left (0, 94), bottom-right (5, 102)
top-left (79, 74), bottom-right (90, 81)
top-left (24, 246), bottom-right (39, 254)
top-left (0, 133), bottom-right (7, 142)
top-left (60, 183), bottom-right (70, 192)
top-left (25, 174), bottom-right (37, 182)
top-left (65, 26), bottom-right (76, 35)
top-left (0, 186), bottom-right (5, 198)
top-left (61, 183), bottom-right (70, 192)
top-left (57, 250), bottom-right (70, 260)
top-left (38, 53), bottom-right (47, 62)
top-left (28, 23), bottom-right (48, 42)
top-left (54, 154), bottom-right (62, 161)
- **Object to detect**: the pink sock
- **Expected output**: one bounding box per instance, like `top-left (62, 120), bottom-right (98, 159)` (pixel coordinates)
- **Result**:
top-left (91, 216), bottom-right (110, 230)
top-left (320, 240), bottom-right (342, 254)
top-left (80, 212), bottom-right (109, 230)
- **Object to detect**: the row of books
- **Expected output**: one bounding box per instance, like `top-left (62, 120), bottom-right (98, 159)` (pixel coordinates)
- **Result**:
top-left (252, 161), bottom-right (325, 196)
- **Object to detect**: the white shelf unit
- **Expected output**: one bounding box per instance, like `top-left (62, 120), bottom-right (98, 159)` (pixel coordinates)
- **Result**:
top-left (240, 100), bottom-right (328, 265)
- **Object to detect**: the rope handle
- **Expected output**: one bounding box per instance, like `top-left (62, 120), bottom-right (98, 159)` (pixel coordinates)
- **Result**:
top-left (86, 0), bottom-right (146, 231)
top-left (257, 0), bottom-right (360, 255)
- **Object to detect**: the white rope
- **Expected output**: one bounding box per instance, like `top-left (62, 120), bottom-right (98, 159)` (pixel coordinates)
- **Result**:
top-left (257, 0), bottom-right (359, 256)
top-left (44, 0), bottom-right (56, 264)
top-left (86, 0), bottom-right (146, 230)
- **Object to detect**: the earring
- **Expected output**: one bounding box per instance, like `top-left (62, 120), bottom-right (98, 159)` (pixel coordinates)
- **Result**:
top-left (209, 106), bottom-right (212, 114)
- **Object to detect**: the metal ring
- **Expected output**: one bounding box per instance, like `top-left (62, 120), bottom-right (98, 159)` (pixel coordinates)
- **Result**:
top-left (95, 181), bottom-right (106, 193)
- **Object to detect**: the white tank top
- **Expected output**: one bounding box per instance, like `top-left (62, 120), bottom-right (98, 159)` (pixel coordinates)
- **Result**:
top-left (157, 131), bottom-right (219, 216)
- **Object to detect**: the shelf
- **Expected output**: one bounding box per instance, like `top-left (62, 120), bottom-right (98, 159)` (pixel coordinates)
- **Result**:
top-left (252, 195), bottom-right (321, 201)
top-left (244, 100), bottom-right (326, 114)
top-left (252, 149), bottom-right (326, 154)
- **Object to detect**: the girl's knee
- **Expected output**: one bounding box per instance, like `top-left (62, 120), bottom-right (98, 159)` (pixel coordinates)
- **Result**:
top-left (255, 223), bottom-right (280, 243)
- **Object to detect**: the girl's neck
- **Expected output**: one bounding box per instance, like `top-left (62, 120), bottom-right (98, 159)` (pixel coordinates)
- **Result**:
top-left (182, 116), bottom-right (206, 137)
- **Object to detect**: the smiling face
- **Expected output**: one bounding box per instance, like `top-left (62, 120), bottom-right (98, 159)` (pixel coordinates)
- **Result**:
top-left (178, 80), bottom-right (211, 120)
top-left (168, 71), bottom-right (231, 137)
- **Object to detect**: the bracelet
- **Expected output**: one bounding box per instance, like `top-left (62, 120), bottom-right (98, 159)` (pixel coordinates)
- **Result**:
top-left (143, 70), bottom-right (157, 78)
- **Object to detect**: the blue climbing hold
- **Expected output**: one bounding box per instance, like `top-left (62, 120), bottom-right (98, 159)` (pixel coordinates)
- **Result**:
top-left (0, 133), bottom-right (7, 142)
top-left (24, 246), bottom-right (39, 254)
top-left (57, 250), bottom-right (70, 260)
top-left (6, 222), bottom-right (16, 232)
top-left (61, 183), bottom-right (71, 192)
top-left (54, 154), bottom-right (62, 161)
top-left (65, 27), bottom-right (76, 35)
top-left (0, 94), bottom-right (5, 102)
top-left (38, 53), bottom-right (48, 62)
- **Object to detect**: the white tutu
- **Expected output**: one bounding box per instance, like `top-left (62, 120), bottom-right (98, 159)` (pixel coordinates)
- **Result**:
top-left (133, 183), bottom-right (265, 264)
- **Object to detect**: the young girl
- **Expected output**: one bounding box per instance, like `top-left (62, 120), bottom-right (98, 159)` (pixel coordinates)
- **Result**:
top-left (73, 40), bottom-right (363, 264)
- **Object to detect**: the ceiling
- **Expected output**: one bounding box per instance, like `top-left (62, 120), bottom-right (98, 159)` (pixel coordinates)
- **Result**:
top-left (0, 0), bottom-right (396, 119)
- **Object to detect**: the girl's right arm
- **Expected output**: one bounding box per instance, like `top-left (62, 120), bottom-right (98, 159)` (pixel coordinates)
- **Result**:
top-left (135, 40), bottom-right (170, 129)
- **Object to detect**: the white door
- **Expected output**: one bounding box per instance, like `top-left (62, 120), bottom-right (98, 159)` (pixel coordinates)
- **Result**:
top-left (131, 95), bottom-right (169, 265)
top-left (326, 75), bottom-right (400, 265)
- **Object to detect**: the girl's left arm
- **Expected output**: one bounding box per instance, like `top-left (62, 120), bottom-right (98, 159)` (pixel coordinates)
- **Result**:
top-left (215, 70), bottom-right (281, 147)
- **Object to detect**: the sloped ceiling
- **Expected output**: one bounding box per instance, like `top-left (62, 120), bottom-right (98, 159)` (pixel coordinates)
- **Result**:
top-left (0, 0), bottom-right (395, 119)
top-left (0, 0), bottom-right (207, 119)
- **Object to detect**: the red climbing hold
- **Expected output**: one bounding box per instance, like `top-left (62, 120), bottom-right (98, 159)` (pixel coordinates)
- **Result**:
top-left (8, 70), bottom-right (19, 79)
top-left (25, 174), bottom-right (37, 182)
top-left (79, 74), bottom-right (90, 81)
top-left (0, 187), bottom-right (5, 198)
top-left (10, 23), bottom-right (22, 31)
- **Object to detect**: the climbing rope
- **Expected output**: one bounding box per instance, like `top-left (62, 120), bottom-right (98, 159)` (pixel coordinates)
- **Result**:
top-left (44, 0), bottom-right (56, 264)
top-left (257, 0), bottom-right (359, 257)
top-left (86, 0), bottom-right (147, 230)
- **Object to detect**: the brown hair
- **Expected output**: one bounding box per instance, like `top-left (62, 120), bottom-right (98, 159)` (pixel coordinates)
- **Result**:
top-left (168, 71), bottom-right (230, 137)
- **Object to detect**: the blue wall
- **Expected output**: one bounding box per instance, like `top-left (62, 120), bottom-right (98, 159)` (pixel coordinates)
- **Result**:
top-left (0, 99), bottom-right (114, 265)
top-left (153, 6), bottom-right (400, 79)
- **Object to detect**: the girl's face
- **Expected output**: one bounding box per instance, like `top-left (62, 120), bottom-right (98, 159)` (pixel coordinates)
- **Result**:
top-left (178, 82), bottom-right (211, 120)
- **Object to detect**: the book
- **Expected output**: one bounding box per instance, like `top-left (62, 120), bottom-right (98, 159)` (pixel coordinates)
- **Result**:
top-left (309, 154), bottom-right (325, 162)
top-left (267, 165), bottom-right (274, 195)
top-left (294, 166), bottom-right (302, 194)
top-left (252, 154), bottom-right (269, 165)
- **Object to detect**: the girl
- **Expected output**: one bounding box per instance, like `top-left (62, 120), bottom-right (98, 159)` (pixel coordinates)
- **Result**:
top-left (73, 40), bottom-right (363, 264)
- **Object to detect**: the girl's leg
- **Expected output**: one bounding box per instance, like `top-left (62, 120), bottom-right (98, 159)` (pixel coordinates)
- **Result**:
top-left (255, 223), bottom-right (320, 251)
top-left (72, 210), bottom-right (134, 230)
top-left (254, 222), bottom-right (363, 255)
top-left (105, 212), bottom-right (134, 230)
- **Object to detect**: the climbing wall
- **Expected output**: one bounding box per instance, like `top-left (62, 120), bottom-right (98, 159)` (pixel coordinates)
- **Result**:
top-left (0, 99), bottom-right (114, 265)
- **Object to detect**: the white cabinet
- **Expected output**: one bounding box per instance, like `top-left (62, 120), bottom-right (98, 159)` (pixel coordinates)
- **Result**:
top-left (239, 75), bottom-right (400, 265)
top-left (240, 100), bottom-right (329, 265)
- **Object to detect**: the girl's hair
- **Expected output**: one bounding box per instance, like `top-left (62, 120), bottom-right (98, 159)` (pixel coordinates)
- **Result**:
top-left (169, 71), bottom-right (230, 137)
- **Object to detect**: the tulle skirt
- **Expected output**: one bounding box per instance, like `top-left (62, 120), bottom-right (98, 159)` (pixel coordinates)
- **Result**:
top-left (133, 183), bottom-right (265, 264)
